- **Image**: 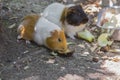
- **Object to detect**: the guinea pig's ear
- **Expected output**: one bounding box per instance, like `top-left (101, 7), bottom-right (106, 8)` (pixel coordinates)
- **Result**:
top-left (78, 3), bottom-right (83, 7)
top-left (67, 7), bottom-right (74, 13)
top-left (50, 30), bottom-right (58, 37)
top-left (77, 3), bottom-right (82, 7)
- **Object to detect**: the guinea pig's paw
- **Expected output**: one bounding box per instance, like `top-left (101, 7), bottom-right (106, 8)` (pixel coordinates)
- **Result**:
top-left (67, 32), bottom-right (76, 39)
top-left (17, 35), bottom-right (22, 40)
top-left (25, 40), bottom-right (31, 44)
top-left (68, 35), bottom-right (76, 39)
top-left (17, 35), bottom-right (22, 42)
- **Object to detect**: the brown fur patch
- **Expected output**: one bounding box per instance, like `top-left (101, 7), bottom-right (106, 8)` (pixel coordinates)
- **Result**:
top-left (18, 14), bottom-right (40, 40)
top-left (46, 30), bottom-right (67, 51)
top-left (60, 7), bottom-right (67, 25)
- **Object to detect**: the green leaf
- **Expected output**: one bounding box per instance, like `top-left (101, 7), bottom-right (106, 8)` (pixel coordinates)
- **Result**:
top-left (51, 51), bottom-right (57, 56)
top-left (97, 33), bottom-right (113, 47)
top-left (77, 29), bottom-right (95, 42)
top-left (67, 42), bottom-right (75, 45)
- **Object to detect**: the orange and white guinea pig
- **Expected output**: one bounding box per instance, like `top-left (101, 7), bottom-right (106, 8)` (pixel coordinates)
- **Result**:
top-left (42, 2), bottom-right (88, 39)
top-left (17, 14), bottom-right (67, 52)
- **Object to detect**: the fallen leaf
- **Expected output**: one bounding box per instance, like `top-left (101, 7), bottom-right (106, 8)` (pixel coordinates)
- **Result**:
top-left (23, 50), bottom-right (29, 54)
top-left (67, 42), bottom-right (75, 45)
top-left (57, 74), bottom-right (84, 80)
top-left (46, 59), bottom-right (55, 64)
top-left (50, 52), bottom-right (57, 56)
top-left (81, 52), bottom-right (90, 56)
top-left (97, 33), bottom-right (113, 47)
top-left (112, 58), bottom-right (120, 62)
top-left (78, 44), bottom-right (85, 48)
top-left (10, 16), bottom-right (18, 19)
top-left (77, 29), bottom-right (95, 42)
top-left (24, 66), bottom-right (29, 70)
top-left (8, 23), bottom-right (16, 28)
top-left (109, 49), bottom-right (120, 53)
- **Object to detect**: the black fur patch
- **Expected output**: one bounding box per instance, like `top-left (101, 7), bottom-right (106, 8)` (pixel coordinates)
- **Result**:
top-left (66, 5), bottom-right (88, 26)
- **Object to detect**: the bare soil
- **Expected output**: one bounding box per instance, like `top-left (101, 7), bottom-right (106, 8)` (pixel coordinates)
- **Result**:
top-left (0, 0), bottom-right (120, 80)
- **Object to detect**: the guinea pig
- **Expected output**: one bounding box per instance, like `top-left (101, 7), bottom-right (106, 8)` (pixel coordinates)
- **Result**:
top-left (42, 2), bottom-right (88, 39)
top-left (17, 14), bottom-right (67, 52)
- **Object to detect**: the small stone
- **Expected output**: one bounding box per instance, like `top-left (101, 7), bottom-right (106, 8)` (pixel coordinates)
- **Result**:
top-left (61, 67), bottom-right (65, 70)
top-left (24, 66), bottom-right (29, 70)
top-left (46, 59), bottom-right (55, 64)
top-left (81, 52), bottom-right (89, 56)
top-left (92, 57), bottom-right (99, 62)
top-left (23, 50), bottom-right (29, 54)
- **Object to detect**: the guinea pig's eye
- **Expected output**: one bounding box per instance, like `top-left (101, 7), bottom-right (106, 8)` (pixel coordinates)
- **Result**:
top-left (58, 38), bottom-right (62, 42)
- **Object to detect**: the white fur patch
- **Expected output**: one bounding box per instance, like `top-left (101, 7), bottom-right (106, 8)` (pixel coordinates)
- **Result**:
top-left (33, 17), bottom-right (61, 46)
top-left (17, 25), bottom-right (23, 33)
top-left (64, 21), bottom-right (86, 39)
top-left (42, 3), bottom-right (65, 27)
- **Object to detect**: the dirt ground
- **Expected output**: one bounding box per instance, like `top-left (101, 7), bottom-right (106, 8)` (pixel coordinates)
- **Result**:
top-left (1, 0), bottom-right (120, 80)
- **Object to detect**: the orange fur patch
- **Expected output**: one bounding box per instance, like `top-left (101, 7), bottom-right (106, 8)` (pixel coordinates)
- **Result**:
top-left (18, 14), bottom-right (40, 40)
top-left (46, 30), bottom-right (67, 51)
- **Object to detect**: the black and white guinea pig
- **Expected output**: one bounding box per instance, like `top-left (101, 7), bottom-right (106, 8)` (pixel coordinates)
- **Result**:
top-left (42, 2), bottom-right (88, 39)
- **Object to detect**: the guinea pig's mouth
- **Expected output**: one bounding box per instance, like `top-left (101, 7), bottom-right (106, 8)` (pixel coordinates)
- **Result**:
top-left (57, 50), bottom-right (67, 54)
top-left (57, 49), bottom-right (75, 57)
top-left (52, 47), bottom-right (67, 52)
top-left (55, 49), bottom-right (67, 53)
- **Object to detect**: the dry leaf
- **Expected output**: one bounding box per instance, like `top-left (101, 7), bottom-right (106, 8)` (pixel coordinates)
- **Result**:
top-left (51, 52), bottom-right (57, 56)
top-left (24, 66), bottom-right (29, 70)
top-left (78, 44), bottom-right (85, 48)
top-left (57, 74), bottom-right (84, 80)
top-left (8, 23), bottom-right (16, 28)
top-left (109, 49), bottom-right (120, 53)
top-left (81, 52), bottom-right (90, 56)
top-left (46, 59), bottom-right (55, 64)
top-left (23, 50), bottom-right (29, 54)
top-left (112, 58), bottom-right (120, 62)
top-left (67, 42), bottom-right (75, 45)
